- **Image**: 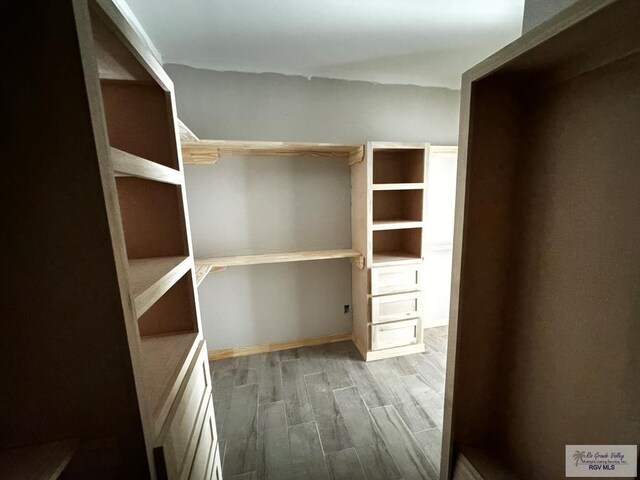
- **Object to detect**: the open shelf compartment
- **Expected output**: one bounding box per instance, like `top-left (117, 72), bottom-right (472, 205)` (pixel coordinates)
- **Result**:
top-left (373, 189), bottom-right (423, 230)
top-left (372, 228), bottom-right (422, 266)
top-left (137, 269), bottom-right (197, 337)
top-left (116, 177), bottom-right (188, 260)
top-left (139, 332), bottom-right (200, 433)
top-left (372, 148), bottom-right (426, 185)
top-left (91, 9), bottom-right (179, 171)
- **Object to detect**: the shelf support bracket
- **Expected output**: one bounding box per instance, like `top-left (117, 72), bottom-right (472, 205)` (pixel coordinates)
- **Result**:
top-left (181, 144), bottom-right (219, 165)
top-left (349, 255), bottom-right (365, 269)
top-left (348, 146), bottom-right (364, 166)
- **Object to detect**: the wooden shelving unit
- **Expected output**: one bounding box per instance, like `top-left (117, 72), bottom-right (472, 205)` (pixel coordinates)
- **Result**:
top-left (372, 183), bottom-right (426, 190)
top-left (2, 1), bottom-right (217, 477)
top-left (443, 1), bottom-right (640, 478)
top-left (195, 249), bottom-right (364, 284)
top-left (181, 139), bottom-right (364, 165)
top-left (128, 256), bottom-right (191, 317)
top-left (139, 332), bottom-right (200, 432)
top-left (372, 220), bottom-right (423, 231)
top-left (111, 147), bottom-right (182, 185)
top-left (351, 142), bottom-right (432, 361)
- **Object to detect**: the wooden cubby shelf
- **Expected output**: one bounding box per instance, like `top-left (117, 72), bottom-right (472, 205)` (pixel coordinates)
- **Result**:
top-left (111, 147), bottom-right (182, 185)
top-left (195, 249), bottom-right (364, 283)
top-left (128, 256), bottom-right (192, 317)
top-left (371, 183), bottom-right (426, 191)
top-left (139, 332), bottom-right (199, 433)
top-left (372, 220), bottom-right (423, 231)
top-left (371, 252), bottom-right (423, 266)
top-left (372, 228), bottom-right (423, 266)
top-left (181, 139), bottom-right (364, 166)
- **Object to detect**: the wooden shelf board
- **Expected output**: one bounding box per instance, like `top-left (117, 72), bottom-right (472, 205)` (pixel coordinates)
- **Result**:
top-left (197, 249), bottom-right (364, 272)
top-left (372, 251), bottom-right (422, 266)
top-left (0, 438), bottom-right (78, 480)
top-left (195, 264), bottom-right (213, 287)
top-left (372, 220), bottom-right (423, 231)
top-left (129, 256), bottom-right (191, 317)
top-left (364, 342), bottom-right (425, 361)
top-left (140, 332), bottom-right (200, 435)
top-left (181, 140), bottom-right (364, 165)
top-left (111, 147), bottom-right (182, 185)
top-left (372, 183), bottom-right (425, 191)
top-left (178, 119), bottom-right (199, 143)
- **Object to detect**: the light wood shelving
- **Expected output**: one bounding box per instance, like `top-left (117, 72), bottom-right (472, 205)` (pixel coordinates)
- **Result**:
top-left (443, 1), bottom-right (640, 478)
top-left (140, 332), bottom-right (200, 433)
top-left (351, 142), bottom-right (432, 362)
top-left (371, 251), bottom-right (423, 266)
top-left (111, 147), bottom-right (182, 185)
top-left (181, 139), bottom-right (364, 165)
top-left (128, 256), bottom-right (192, 317)
top-left (371, 183), bottom-right (426, 191)
top-left (196, 249), bottom-right (364, 283)
top-left (372, 220), bottom-right (423, 231)
top-left (1, 1), bottom-right (216, 476)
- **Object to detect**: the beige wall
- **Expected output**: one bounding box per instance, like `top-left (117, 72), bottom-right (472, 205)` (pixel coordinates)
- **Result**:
top-left (167, 65), bottom-right (460, 349)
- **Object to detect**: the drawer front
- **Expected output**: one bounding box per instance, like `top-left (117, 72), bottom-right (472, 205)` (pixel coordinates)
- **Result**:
top-left (155, 341), bottom-right (212, 480)
top-left (371, 265), bottom-right (421, 295)
top-left (189, 398), bottom-right (217, 480)
top-left (209, 446), bottom-right (222, 480)
top-left (371, 319), bottom-right (419, 350)
top-left (371, 291), bottom-right (422, 324)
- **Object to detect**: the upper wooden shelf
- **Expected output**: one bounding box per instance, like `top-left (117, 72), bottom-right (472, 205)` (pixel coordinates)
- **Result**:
top-left (181, 139), bottom-right (364, 166)
top-left (372, 251), bottom-right (422, 266)
top-left (0, 438), bottom-right (78, 480)
top-left (372, 183), bottom-right (425, 191)
top-left (111, 147), bottom-right (182, 185)
top-left (128, 256), bottom-right (192, 317)
top-left (196, 249), bottom-right (364, 282)
top-left (372, 220), bottom-right (423, 231)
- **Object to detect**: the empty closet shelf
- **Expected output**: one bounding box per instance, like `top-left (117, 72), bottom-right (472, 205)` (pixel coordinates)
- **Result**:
top-left (129, 256), bottom-right (192, 317)
top-left (181, 139), bottom-right (364, 165)
top-left (111, 147), bottom-right (182, 185)
top-left (196, 249), bottom-right (364, 276)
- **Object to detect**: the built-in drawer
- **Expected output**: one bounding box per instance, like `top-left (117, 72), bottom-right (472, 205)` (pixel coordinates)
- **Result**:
top-left (155, 340), bottom-right (212, 480)
top-left (371, 264), bottom-right (421, 295)
top-left (188, 398), bottom-right (217, 480)
top-left (210, 445), bottom-right (222, 480)
top-left (371, 291), bottom-right (422, 324)
top-left (371, 318), bottom-right (419, 350)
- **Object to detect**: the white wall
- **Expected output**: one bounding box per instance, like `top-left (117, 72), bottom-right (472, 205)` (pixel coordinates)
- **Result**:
top-left (522, 0), bottom-right (578, 32)
top-left (166, 65), bottom-right (460, 349)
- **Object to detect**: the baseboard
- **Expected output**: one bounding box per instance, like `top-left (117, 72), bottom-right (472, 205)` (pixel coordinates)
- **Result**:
top-left (423, 318), bottom-right (450, 329)
top-left (365, 342), bottom-right (425, 361)
top-left (352, 335), bottom-right (368, 360)
top-left (208, 332), bottom-right (353, 361)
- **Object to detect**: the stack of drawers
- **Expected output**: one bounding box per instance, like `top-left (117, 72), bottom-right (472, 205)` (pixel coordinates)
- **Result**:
top-left (370, 264), bottom-right (423, 351)
top-left (154, 341), bottom-right (222, 480)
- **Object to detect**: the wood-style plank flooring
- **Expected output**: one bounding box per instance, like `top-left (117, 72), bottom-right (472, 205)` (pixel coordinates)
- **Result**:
top-left (210, 326), bottom-right (448, 480)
